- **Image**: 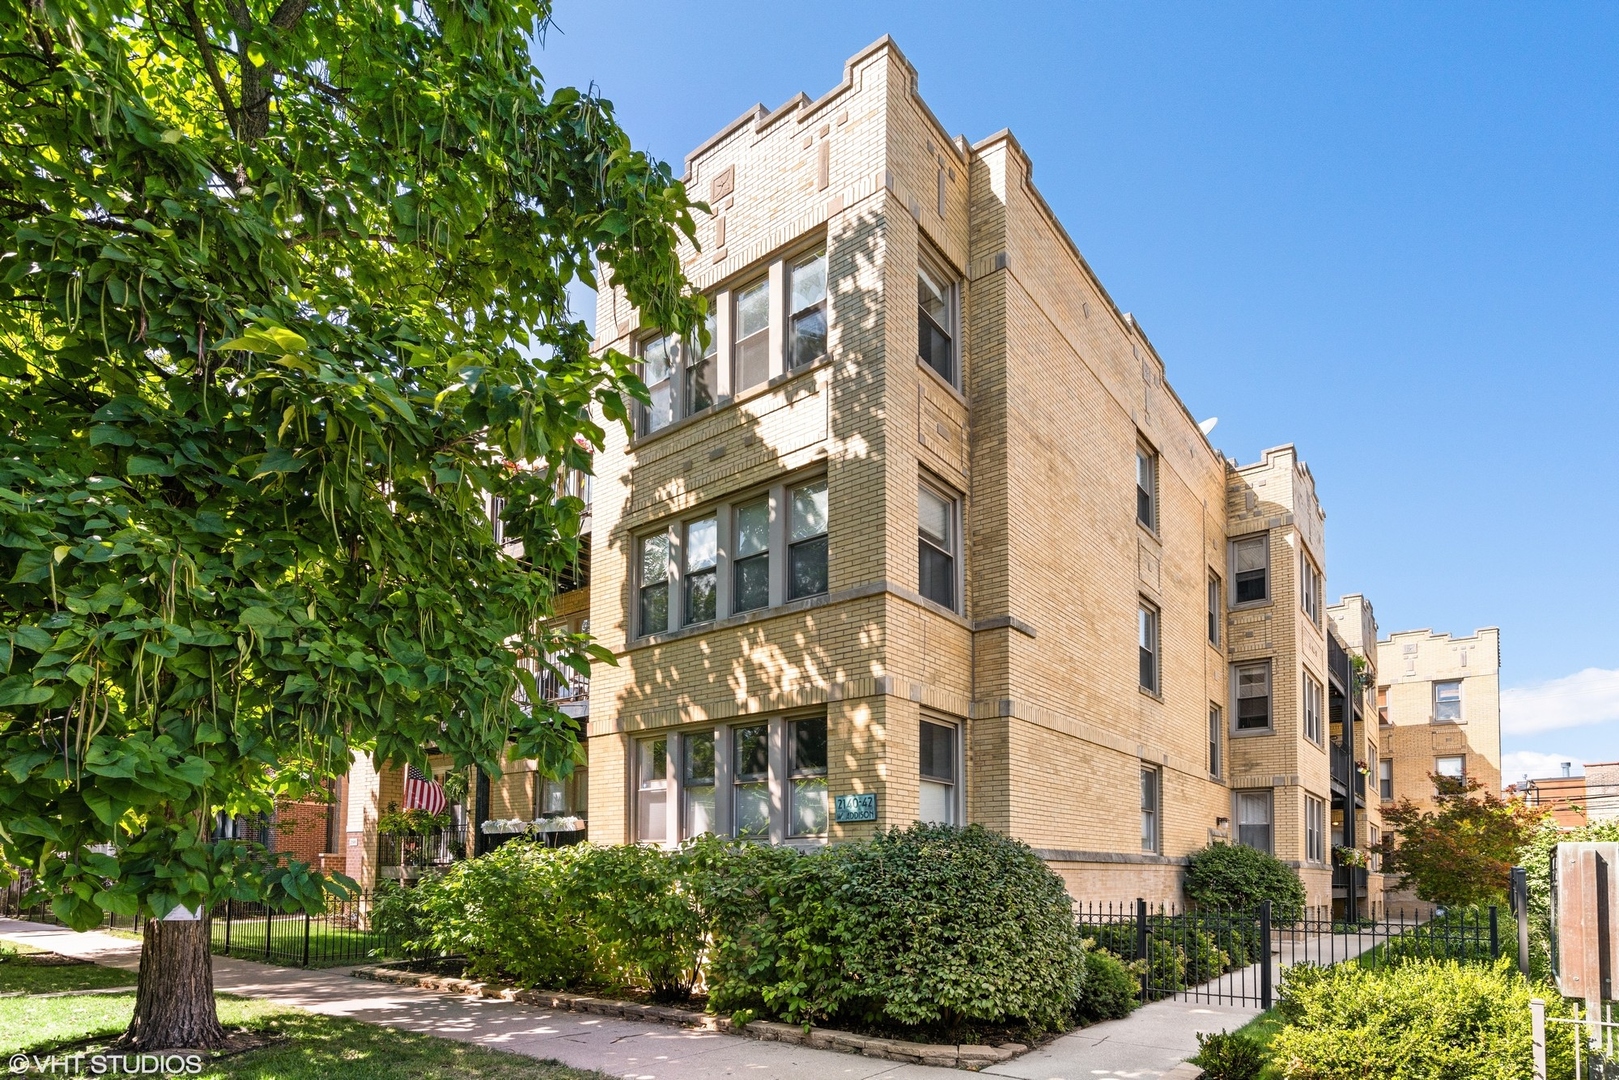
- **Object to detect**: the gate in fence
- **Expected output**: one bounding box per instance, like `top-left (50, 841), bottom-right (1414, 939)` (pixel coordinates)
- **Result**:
top-left (1075, 899), bottom-right (1503, 1009)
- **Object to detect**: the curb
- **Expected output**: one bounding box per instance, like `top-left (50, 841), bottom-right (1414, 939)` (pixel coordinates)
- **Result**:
top-left (349, 964), bottom-right (1028, 1071)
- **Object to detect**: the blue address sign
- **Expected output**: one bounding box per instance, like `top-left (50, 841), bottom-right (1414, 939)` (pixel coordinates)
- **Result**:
top-left (833, 793), bottom-right (877, 823)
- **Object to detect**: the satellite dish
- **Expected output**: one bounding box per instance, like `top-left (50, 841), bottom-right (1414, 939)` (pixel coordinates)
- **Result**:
top-left (1198, 417), bottom-right (1219, 436)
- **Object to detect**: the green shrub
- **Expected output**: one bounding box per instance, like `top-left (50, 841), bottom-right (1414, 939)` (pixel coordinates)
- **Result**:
top-left (835, 824), bottom-right (1087, 1030)
top-left (1275, 962), bottom-right (1326, 1024)
top-left (573, 843), bottom-right (703, 1000)
top-left (1074, 946), bottom-right (1139, 1021)
top-left (1193, 1030), bottom-right (1265, 1080)
top-left (368, 877), bottom-right (432, 957)
top-left (1184, 843), bottom-right (1306, 924)
top-left (1376, 905), bottom-right (1496, 967)
top-left (1269, 958), bottom-right (1573, 1080)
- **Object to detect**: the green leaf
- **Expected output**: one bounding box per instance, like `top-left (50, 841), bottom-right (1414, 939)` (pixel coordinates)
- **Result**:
top-left (126, 454), bottom-right (174, 477)
top-left (89, 424), bottom-right (135, 447)
top-left (251, 447), bottom-right (305, 478)
top-left (0, 675), bottom-right (52, 707)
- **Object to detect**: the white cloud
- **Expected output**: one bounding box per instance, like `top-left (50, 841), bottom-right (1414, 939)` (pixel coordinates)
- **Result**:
top-left (1501, 667), bottom-right (1619, 736)
top-left (1501, 750), bottom-right (1583, 787)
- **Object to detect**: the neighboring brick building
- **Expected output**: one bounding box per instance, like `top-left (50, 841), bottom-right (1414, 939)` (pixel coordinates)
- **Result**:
top-left (1586, 761), bottom-right (1619, 824)
top-left (565, 37), bottom-right (1384, 914)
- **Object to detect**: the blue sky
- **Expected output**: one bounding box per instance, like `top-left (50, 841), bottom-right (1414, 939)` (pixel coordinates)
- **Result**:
top-left (536, 2), bottom-right (1619, 782)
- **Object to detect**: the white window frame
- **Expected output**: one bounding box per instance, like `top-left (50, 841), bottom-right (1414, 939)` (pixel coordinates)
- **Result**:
top-left (787, 248), bottom-right (828, 371)
top-left (1140, 765), bottom-right (1162, 853)
top-left (916, 245), bottom-right (960, 387)
top-left (1209, 704), bottom-right (1223, 779)
top-left (1235, 788), bottom-right (1274, 854)
top-left (1232, 660), bottom-right (1273, 735)
top-left (1306, 794), bottom-right (1326, 864)
top-left (634, 714), bottom-right (830, 848)
top-left (1230, 534), bottom-right (1270, 607)
top-left (1435, 755), bottom-right (1466, 783)
top-left (917, 478), bottom-right (961, 613)
top-left (635, 472), bottom-right (828, 638)
top-left (919, 716), bottom-right (962, 825)
top-left (1139, 599), bottom-right (1161, 696)
top-left (1303, 669), bottom-right (1324, 746)
top-left (1136, 443), bottom-right (1158, 533)
top-left (1433, 680), bottom-right (1463, 723)
top-left (1378, 758), bottom-right (1394, 801)
top-left (1300, 552), bottom-right (1323, 626)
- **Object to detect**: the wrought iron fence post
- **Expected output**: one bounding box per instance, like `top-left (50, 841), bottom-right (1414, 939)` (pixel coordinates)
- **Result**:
top-left (1511, 866), bottom-right (1530, 977)
top-left (223, 899), bottom-right (231, 953)
top-left (1489, 905), bottom-right (1499, 961)
top-left (1134, 898), bottom-right (1149, 998)
top-left (1260, 900), bottom-right (1273, 1011)
top-left (265, 904), bottom-right (273, 962)
top-left (302, 909), bottom-right (311, 968)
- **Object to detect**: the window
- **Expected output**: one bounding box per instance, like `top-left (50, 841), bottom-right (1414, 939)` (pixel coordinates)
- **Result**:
top-left (635, 736), bottom-right (669, 844)
top-left (788, 717), bottom-right (828, 837)
top-left (1306, 795), bottom-right (1326, 863)
top-left (1433, 680), bottom-right (1462, 723)
top-left (1141, 766), bottom-right (1161, 853)
top-left (1377, 685), bottom-right (1390, 725)
top-left (1378, 758), bottom-right (1394, 801)
top-left (918, 482), bottom-right (958, 610)
top-left (788, 479), bottom-right (828, 600)
top-left (1136, 445), bottom-right (1157, 531)
top-left (732, 497), bottom-right (771, 614)
top-left (1209, 705), bottom-right (1223, 778)
top-left (686, 311), bottom-right (717, 414)
top-left (1236, 790), bottom-right (1273, 853)
top-left (638, 533), bottom-right (670, 635)
top-left (1303, 671), bottom-right (1323, 744)
top-left (683, 516), bottom-right (717, 625)
top-left (1300, 554), bottom-right (1323, 625)
top-left (1208, 574), bottom-right (1222, 647)
top-left (733, 278), bottom-right (771, 393)
top-left (788, 250), bottom-right (827, 369)
top-left (917, 252), bottom-right (956, 384)
top-left (636, 474), bottom-right (828, 636)
top-left (640, 333), bottom-right (678, 435)
top-left (1436, 755), bottom-right (1465, 781)
top-left (1232, 535), bottom-right (1269, 604)
top-left (1234, 662), bottom-right (1272, 731)
top-left (1138, 601), bottom-right (1161, 694)
top-left (733, 724), bottom-right (771, 840)
top-left (682, 731), bottom-right (717, 839)
top-left (919, 719), bottom-right (957, 824)
top-left (1370, 825), bottom-right (1382, 871)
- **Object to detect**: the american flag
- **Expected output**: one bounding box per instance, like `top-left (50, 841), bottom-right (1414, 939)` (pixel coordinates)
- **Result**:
top-left (402, 766), bottom-right (447, 816)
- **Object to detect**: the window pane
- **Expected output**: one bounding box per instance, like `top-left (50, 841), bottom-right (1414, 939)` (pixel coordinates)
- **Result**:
top-left (734, 724), bottom-right (768, 780)
top-left (685, 357), bottom-right (715, 414)
top-left (640, 534), bottom-right (669, 583)
top-left (919, 542), bottom-right (954, 609)
top-left (734, 783), bottom-right (770, 839)
top-left (791, 481), bottom-right (828, 541)
top-left (790, 778), bottom-right (828, 836)
top-left (736, 498), bottom-right (770, 558)
top-left (917, 264), bottom-right (954, 382)
top-left (734, 553), bottom-right (770, 612)
top-left (636, 738), bottom-right (668, 843)
top-left (920, 720), bottom-right (955, 782)
top-left (1209, 707), bottom-right (1222, 776)
top-left (1136, 450), bottom-right (1155, 529)
top-left (685, 731), bottom-right (716, 783)
top-left (684, 785), bottom-right (716, 838)
top-left (639, 582), bottom-right (667, 637)
top-left (736, 279), bottom-right (770, 338)
top-left (789, 535), bottom-right (828, 600)
top-left (1436, 756), bottom-right (1465, 778)
top-left (790, 717), bottom-right (827, 775)
top-left (1139, 606), bottom-right (1158, 692)
top-left (791, 251), bottom-right (827, 313)
top-left (734, 279), bottom-right (771, 392)
top-left (685, 517), bottom-right (717, 572)
top-left (685, 570), bottom-right (715, 624)
top-left (919, 780), bottom-right (954, 824)
top-left (1234, 536), bottom-right (1267, 572)
top-left (918, 485), bottom-right (952, 546)
top-left (791, 308), bottom-right (827, 369)
top-left (1434, 681), bottom-right (1462, 721)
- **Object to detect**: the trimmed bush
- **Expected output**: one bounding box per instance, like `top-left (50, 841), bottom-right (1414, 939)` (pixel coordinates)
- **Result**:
top-left (1269, 958), bottom-right (1573, 1080)
top-left (1184, 843), bottom-right (1306, 924)
top-left (1193, 1030), bottom-right (1265, 1080)
top-left (1074, 947), bottom-right (1139, 1021)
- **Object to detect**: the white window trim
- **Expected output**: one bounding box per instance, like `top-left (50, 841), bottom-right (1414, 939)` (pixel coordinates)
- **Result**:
top-left (916, 243), bottom-right (961, 389)
top-left (918, 714), bottom-right (965, 826)
top-left (1432, 680), bottom-right (1464, 724)
top-left (634, 714), bottom-right (830, 849)
top-left (1231, 659), bottom-right (1274, 736)
top-left (917, 476), bottom-right (963, 614)
top-left (1305, 794), bottom-right (1326, 865)
top-left (1207, 572), bottom-right (1222, 648)
top-left (1303, 669), bottom-right (1324, 746)
top-left (1138, 599), bottom-right (1161, 696)
top-left (1299, 552), bottom-right (1323, 626)
top-left (1234, 788), bottom-right (1275, 855)
top-left (1209, 703), bottom-right (1224, 779)
top-left (1140, 764), bottom-right (1162, 854)
top-left (635, 472), bottom-right (828, 638)
top-left (1230, 533), bottom-right (1271, 608)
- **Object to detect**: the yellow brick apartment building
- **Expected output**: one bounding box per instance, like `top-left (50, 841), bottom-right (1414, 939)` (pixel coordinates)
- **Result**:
top-left (565, 38), bottom-right (1385, 914)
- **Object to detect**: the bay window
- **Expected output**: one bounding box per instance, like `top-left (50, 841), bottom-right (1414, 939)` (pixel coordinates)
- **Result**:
top-left (1232, 534), bottom-right (1269, 605)
top-left (1234, 661), bottom-right (1272, 732)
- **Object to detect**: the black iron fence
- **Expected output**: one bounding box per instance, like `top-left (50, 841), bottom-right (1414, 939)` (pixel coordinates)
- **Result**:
top-left (1, 879), bottom-right (403, 970)
top-left (1076, 900), bottom-right (1503, 1008)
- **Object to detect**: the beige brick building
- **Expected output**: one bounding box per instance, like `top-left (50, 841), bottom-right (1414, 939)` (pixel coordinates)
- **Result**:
top-left (536, 37), bottom-right (1384, 914)
top-left (1373, 625), bottom-right (1502, 908)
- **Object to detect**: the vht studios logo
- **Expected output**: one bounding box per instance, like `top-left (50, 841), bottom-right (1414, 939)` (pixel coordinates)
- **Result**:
top-left (9, 1054), bottom-right (203, 1075)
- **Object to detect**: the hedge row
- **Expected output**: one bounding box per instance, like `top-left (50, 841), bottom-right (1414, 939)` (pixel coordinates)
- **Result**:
top-left (375, 823), bottom-right (1090, 1032)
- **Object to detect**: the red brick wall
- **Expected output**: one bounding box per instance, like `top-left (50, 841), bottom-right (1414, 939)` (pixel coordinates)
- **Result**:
top-left (274, 798), bottom-right (334, 865)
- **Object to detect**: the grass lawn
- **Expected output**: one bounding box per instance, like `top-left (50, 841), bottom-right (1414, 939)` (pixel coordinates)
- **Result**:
top-left (0, 946), bottom-right (137, 995)
top-left (1231, 1008), bottom-right (1285, 1080)
top-left (0, 962), bottom-right (611, 1080)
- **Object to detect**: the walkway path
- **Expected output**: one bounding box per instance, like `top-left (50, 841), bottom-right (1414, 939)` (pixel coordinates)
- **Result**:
top-left (0, 919), bottom-right (1248, 1079)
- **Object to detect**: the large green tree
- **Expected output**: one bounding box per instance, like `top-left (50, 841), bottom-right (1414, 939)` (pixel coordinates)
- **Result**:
top-left (0, 0), bottom-right (701, 1048)
top-left (1379, 776), bottom-right (1547, 909)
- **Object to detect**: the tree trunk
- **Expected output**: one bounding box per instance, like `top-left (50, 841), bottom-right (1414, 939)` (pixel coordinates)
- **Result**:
top-left (119, 911), bottom-right (227, 1050)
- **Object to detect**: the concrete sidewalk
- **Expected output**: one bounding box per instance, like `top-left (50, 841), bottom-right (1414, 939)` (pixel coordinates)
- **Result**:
top-left (1, 919), bottom-right (1237, 1079)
